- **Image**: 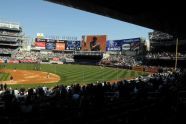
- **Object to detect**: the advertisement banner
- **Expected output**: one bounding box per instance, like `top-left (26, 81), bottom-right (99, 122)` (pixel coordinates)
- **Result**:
top-left (8, 60), bottom-right (19, 64)
top-left (35, 42), bottom-right (46, 47)
top-left (122, 44), bottom-right (130, 51)
top-left (106, 40), bottom-right (123, 51)
top-left (35, 38), bottom-right (47, 42)
top-left (47, 39), bottom-right (55, 42)
top-left (66, 40), bottom-right (81, 50)
top-left (66, 41), bottom-right (73, 50)
top-left (122, 38), bottom-right (140, 51)
top-left (46, 42), bottom-right (56, 50)
top-left (55, 42), bottom-right (66, 51)
top-left (52, 57), bottom-right (60, 61)
top-left (106, 38), bottom-right (141, 51)
top-left (82, 35), bottom-right (107, 52)
top-left (74, 41), bottom-right (81, 50)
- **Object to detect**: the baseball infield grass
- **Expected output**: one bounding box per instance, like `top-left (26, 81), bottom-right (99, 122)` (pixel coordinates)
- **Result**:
top-left (0, 64), bottom-right (148, 89)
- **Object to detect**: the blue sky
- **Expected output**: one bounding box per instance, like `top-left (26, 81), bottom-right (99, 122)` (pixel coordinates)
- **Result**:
top-left (0, 0), bottom-right (152, 40)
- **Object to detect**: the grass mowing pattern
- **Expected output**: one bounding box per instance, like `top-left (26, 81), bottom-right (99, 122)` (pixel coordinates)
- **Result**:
top-left (2, 64), bottom-right (148, 88)
top-left (0, 73), bottom-right (10, 81)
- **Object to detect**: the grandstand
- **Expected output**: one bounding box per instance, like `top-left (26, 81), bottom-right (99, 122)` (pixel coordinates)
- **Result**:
top-left (0, 21), bottom-right (24, 63)
top-left (144, 31), bottom-right (186, 67)
top-left (148, 31), bottom-right (186, 54)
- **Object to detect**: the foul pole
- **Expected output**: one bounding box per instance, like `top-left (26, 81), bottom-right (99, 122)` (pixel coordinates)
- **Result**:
top-left (175, 38), bottom-right (178, 70)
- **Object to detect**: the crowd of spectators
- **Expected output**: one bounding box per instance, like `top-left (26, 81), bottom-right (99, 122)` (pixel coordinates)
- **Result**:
top-left (0, 48), bottom-right (15, 54)
top-left (10, 51), bottom-right (74, 63)
top-left (11, 51), bottom-right (40, 62)
top-left (101, 54), bottom-right (138, 68)
top-left (0, 56), bottom-right (11, 61)
top-left (145, 52), bottom-right (186, 59)
top-left (149, 31), bottom-right (173, 41)
top-left (1, 50), bottom-right (139, 67)
top-left (0, 68), bottom-right (185, 124)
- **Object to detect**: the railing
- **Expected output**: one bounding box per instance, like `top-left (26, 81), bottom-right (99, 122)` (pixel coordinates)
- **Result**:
top-left (0, 35), bottom-right (21, 42)
top-left (74, 51), bottom-right (103, 56)
top-left (0, 31), bottom-right (20, 37)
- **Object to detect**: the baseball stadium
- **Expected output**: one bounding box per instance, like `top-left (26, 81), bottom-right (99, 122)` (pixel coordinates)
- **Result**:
top-left (1, 0), bottom-right (186, 124)
top-left (0, 23), bottom-right (150, 88)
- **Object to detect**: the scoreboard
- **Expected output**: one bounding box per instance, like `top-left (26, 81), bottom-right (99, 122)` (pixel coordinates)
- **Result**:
top-left (34, 38), bottom-right (80, 51)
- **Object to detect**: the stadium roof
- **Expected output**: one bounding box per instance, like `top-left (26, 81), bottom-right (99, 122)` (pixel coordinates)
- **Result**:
top-left (46, 0), bottom-right (186, 39)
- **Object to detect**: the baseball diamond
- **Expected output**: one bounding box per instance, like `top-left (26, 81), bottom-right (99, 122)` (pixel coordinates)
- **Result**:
top-left (0, 64), bottom-right (147, 88)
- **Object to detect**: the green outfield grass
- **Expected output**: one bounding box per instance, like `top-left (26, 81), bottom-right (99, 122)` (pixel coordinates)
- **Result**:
top-left (1, 64), bottom-right (148, 88)
top-left (0, 72), bottom-right (10, 81)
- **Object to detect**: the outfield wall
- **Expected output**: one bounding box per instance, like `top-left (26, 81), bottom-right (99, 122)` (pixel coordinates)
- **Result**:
top-left (1, 59), bottom-right (159, 74)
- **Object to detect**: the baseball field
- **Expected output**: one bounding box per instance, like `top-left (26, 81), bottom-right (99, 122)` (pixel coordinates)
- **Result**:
top-left (0, 64), bottom-right (148, 88)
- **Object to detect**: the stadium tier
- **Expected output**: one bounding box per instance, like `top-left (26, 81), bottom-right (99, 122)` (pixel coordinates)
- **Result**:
top-left (144, 31), bottom-right (186, 67)
top-left (0, 22), bottom-right (24, 62)
top-left (149, 31), bottom-right (186, 52)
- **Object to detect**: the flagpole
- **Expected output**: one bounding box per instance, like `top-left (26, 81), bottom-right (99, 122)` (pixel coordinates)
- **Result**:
top-left (175, 38), bottom-right (178, 70)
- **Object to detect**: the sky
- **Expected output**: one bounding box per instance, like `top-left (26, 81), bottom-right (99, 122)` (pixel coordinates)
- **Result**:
top-left (0, 0), bottom-right (152, 40)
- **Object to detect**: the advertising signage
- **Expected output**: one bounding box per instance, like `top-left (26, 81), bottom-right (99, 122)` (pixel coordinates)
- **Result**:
top-left (106, 38), bottom-right (141, 51)
top-left (46, 42), bottom-right (56, 50)
top-left (55, 42), bottom-right (66, 51)
top-left (66, 40), bottom-right (81, 50)
top-left (35, 42), bottom-right (46, 48)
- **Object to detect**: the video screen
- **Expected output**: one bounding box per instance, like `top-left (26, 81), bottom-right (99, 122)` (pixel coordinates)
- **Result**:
top-left (55, 42), bottom-right (66, 51)
top-left (81, 35), bottom-right (106, 52)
